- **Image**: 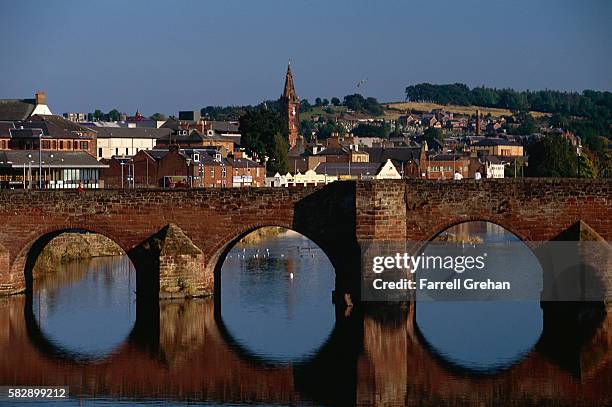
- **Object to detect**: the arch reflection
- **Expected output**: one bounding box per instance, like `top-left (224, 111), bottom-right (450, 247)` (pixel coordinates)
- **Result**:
top-left (219, 227), bottom-right (336, 364)
top-left (30, 251), bottom-right (136, 361)
top-left (415, 221), bottom-right (544, 373)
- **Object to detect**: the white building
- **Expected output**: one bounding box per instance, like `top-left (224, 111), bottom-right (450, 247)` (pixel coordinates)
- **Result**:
top-left (266, 159), bottom-right (401, 187)
top-left (87, 127), bottom-right (171, 159)
top-left (485, 158), bottom-right (505, 178)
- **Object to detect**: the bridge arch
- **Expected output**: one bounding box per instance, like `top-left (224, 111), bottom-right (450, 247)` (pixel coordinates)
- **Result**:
top-left (10, 224), bottom-right (130, 294)
top-left (209, 222), bottom-right (357, 300)
top-left (423, 216), bottom-right (530, 243)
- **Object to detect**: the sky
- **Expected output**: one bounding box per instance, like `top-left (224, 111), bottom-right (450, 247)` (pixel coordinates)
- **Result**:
top-left (1, 0), bottom-right (610, 116)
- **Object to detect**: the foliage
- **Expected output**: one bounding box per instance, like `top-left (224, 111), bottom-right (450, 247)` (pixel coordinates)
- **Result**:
top-left (526, 135), bottom-right (578, 177)
top-left (331, 97), bottom-right (341, 106)
top-left (343, 94), bottom-right (383, 116)
top-left (422, 127), bottom-right (445, 146)
top-left (150, 113), bottom-right (166, 121)
top-left (270, 133), bottom-right (289, 173)
top-left (505, 111), bottom-right (536, 135)
top-left (299, 119), bottom-right (316, 139)
top-left (300, 99), bottom-right (312, 113)
top-left (239, 107), bottom-right (285, 165)
top-left (317, 120), bottom-right (346, 139)
top-left (352, 122), bottom-right (391, 138)
top-left (577, 150), bottom-right (598, 178)
top-left (88, 108), bottom-right (123, 122)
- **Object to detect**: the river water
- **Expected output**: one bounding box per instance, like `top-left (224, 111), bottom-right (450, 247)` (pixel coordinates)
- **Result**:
top-left (0, 224), bottom-right (610, 406)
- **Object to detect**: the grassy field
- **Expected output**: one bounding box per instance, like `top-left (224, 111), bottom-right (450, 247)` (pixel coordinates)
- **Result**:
top-left (384, 101), bottom-right (549, 119)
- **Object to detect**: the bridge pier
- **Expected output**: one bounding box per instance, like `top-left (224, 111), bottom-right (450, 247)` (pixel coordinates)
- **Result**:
top-left (129, 224), bottom-right (213, 299)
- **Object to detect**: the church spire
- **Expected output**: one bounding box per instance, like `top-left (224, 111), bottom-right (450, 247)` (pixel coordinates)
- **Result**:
top-left (283, 61), bottom-right (297, 101)
top-left (280, 61), bottom-right (300, 149)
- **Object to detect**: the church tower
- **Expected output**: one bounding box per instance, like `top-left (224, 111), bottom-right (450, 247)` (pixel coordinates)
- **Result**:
top-left (280, 62), bottom-right (300, 148)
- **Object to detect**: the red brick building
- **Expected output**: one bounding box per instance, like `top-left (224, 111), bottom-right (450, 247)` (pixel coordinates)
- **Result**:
top-left (101, 146), bottom-right (263, 188)
top-left (9, 114), bottom-right (97, 157)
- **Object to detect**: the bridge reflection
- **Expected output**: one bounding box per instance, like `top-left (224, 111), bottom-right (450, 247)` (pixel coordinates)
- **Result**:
top-left (0, 297), bottom-right (610, 406)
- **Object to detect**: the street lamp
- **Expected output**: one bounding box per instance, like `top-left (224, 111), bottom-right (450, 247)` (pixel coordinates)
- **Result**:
top-left (38, 131), bottom-right (42, 189)
top-left (120, 161), bottom-right (126, 189)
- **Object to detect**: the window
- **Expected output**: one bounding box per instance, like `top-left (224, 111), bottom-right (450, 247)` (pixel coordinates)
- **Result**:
top-left (115, 148), bottom-right (119, 156)
top-left (80, 141), bottom-right (88, 150)
top-left (74, 141), bottom-right (78, 149)
top-left (52, 140), bottom-right (57, 149)
top-left (222, 167), bottom-right (226, 177)
top-left (59, 140), bottom-right (64, 149)
top-left (42, 140), bottom-right (51, 149)
top-left (193, 153), bottom-right (200, 162)
top-left (98, 148), bottom-right (103, 157)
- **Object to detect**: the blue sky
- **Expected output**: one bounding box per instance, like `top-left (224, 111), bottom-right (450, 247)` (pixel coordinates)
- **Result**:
top-left (1, 0), bottom-right (610, 115)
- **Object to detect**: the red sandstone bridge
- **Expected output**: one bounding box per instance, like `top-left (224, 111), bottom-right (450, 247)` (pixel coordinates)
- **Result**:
top-left (0, 179), bottom-right (610, 302)
top-left (0, 179), bottom-right (611, 405)
top-left (0, 296), bottom-right (611, 406)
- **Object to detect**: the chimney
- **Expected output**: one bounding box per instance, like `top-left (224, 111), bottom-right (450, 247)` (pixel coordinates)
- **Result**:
top-left (475, 109), bottom-right (480, 136)
top-left (35, 91), bottom-right (46, 105)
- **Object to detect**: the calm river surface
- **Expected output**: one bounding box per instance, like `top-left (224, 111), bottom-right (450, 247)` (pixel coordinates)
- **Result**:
top-left (0, 224), bottom-right (610, 406)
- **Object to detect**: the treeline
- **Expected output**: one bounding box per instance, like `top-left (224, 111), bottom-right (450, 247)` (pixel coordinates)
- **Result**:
top-left (405, 83), bottom-right (612, 121)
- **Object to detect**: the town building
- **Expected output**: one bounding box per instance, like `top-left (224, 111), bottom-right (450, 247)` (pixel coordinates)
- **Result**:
top-left (0, 150), bottom-right (107, 189)
top-left (0, 91), bottom-right (53, 121)
top-left (100, 146), bottom-right (262, 188)
top-left (63, 112), bottom-right (87, 122)
top-left (280, 62), bottom-right (300, 148)
top-left (266, 170), bottom-right (338, 187)
top-left (364, 146), bottom-right (426, 178)
top-left (425, 154), bottom-right (471, 180)
top-left (159, 118), bottom-right (238, 154)
top-left (313, 159), bottom-right (401, 180)
top-left (84, 126), bottom-right (171, 159)
top-left (9, 115), bottom-right (97, 156)
top-left (482, 156), bottom-right (505, 178)
top-left (470, 138), bottom-right (524, 157)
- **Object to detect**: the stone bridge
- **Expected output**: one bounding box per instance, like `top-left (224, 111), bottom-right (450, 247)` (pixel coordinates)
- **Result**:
top-left (0, 179), bottom-right (610, 302)
top-left (1, 297), bottom-right (611, 406)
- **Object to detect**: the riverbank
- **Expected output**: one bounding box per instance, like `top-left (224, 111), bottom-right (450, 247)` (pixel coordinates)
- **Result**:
top-left (236, 227), bottom-right (288, 245)
top-left (34, 233), bottom-right (124, 274)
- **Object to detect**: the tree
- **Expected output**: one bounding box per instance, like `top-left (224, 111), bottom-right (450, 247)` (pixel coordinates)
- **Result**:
top-left (331, 97), bottom-right (341, 106)
top-left (344, 94), bottom-right (366, 111)
top-left (364, 97), bottom-right (383, 116)
top-left (315, 97), bottom-right (323, 107)
top-left (577, 150), bottom-right (598, 178)
top-left (239, 107), bottom-right (285, 162)
top-left (299, 119), bottom-right (315, 140)
top-left (299, 99), bottom-right (312, 113)
top-left (150, 113), bottom-right (166, 121)
top-left (317, 120), bottom-right (345, 139)
top-left (527, 135), bottom-right (578, 177)
top-left (422, 127), bottom-right (445, 146)
top-left (270, 133), bottom-right (289, 173)
top-left (352, 123), bottom-right (386, 138)
top-left (515, 112), bottom-right (536, 134)
top-left (107, 109), bottom-right (121, 121)
top-left (322, 98), bottom-right (329, 106)
top-left (93, 109), bottom-right (104, 121)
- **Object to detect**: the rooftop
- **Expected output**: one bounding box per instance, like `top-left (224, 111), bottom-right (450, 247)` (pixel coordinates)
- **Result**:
top-left (0, 150), bottom-right (107, 168)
